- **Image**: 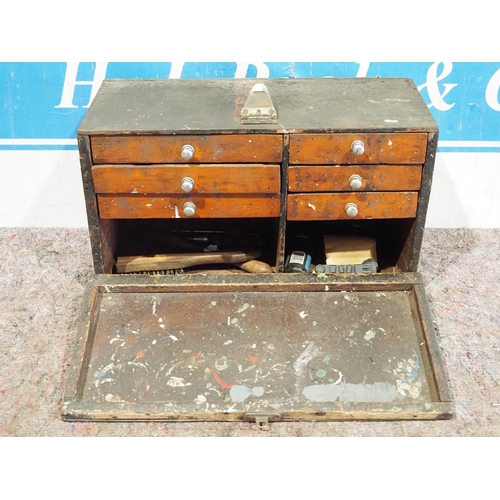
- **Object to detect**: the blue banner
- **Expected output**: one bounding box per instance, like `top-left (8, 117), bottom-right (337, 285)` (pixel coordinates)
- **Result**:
top-left (1, 62), bottom-right (499, 151)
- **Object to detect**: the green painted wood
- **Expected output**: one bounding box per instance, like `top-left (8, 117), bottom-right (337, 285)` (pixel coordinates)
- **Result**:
top-left (79, 78), bottom-right (438, 135)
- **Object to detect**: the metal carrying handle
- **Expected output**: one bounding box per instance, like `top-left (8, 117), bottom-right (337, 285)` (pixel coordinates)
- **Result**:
top-left (240, 84), bottom-right (277, 124)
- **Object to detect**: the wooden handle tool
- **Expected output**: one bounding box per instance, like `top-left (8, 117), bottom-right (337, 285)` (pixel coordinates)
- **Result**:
top-left (235, 260), bottom-right (274, 274)
top-left (116, 250), bottom-right (261, 273)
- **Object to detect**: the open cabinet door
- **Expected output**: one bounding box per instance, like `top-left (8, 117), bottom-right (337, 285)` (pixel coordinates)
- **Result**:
top-left (62, 273), bottom-right (452, 422)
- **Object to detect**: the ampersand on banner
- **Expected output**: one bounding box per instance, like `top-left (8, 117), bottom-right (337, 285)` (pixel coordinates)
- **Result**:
top-left (485, 68), bottom-right (500, 111)
top-left (417, 62), bottom-right (457, 111)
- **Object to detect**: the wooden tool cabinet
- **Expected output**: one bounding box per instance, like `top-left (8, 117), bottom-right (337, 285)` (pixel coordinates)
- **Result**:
top-left (63, 78), bottom-right (452, 423)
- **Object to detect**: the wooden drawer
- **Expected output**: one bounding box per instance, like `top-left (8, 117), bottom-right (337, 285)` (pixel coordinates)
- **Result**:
top-left (287, 192), bottom-right (418, 220)
top-left (288, 165), bottom-right (422, 192)
top-left (91, 135), bottom-right (283, 164)
top-left (97, 194), bottom-right (280, 219)
top-left (289, 133), bottom-right (427, 165)
top-left (92, 164), bottom-right (280, 195)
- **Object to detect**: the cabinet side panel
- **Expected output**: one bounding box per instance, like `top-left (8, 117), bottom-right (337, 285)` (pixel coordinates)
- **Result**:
top-left (408, 132), bottom-right (438, 271)
top-left (78, 135), bottom-right (116, 273)
top-left (79, 135), bottom-right (103, 273)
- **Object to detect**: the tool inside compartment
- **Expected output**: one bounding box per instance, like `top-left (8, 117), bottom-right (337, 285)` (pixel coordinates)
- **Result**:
top-left (99, 217), bottom-right (280, 275)
top-left (97, 217), bottom-right (416, 275)
top-left (284, 218), bottom-right (416, 273)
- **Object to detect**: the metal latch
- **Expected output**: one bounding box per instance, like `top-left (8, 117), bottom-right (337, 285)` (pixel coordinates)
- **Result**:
top-left (241, 84), bottom-right (278, 124)
top-left (246, 412), bottom-right (282, 429)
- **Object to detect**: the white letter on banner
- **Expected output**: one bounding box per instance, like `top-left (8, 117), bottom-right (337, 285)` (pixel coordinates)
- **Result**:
top-left (234, 63), bottom-right (270, 78)
top-left (55, 62), bottom-right (108, 109)
top-left (485, 68), bottom-right (500, 111)
top-left (356, 62), bottom-right (370, 77)
top-left (169, 62), bottom-right (185, 79)
top-left (417, 62), bottom-right (457, 111)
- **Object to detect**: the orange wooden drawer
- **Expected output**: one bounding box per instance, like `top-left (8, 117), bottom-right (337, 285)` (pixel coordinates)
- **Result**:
top-left (92, 164), bottom-right (280, 195)
top-left (287, 192), bottom-right (418, 220)
top-left (289, 133), bottom-right (427, 165)
top-left (288, 165), bottom-right (422, 192)
top-left (91, 135), bottom-right (283, 164)
top-left (97, 194), bottom-right (280, 219)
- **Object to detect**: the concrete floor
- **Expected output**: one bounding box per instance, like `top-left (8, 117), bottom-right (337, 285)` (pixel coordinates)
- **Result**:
top-left (0, 227), bottom-right (499, 436)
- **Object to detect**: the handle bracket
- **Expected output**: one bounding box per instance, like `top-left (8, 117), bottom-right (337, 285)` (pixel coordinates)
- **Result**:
top-left (241, 84), bottom-right (278, 124)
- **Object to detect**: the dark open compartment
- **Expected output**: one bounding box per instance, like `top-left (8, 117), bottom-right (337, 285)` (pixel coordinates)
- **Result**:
top-left (97, 217), bottom-right (280, 274)
top-left (284, 218), bottom-right (416, 273)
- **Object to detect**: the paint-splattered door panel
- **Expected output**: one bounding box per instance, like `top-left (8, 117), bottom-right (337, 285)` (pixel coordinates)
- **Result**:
top-left (62, 275), bottom-right (452, 421)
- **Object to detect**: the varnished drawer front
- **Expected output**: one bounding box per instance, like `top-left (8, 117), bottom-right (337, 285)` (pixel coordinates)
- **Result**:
top-left (288, 165), bottom-right (422, 192)
top-left (92, 164), bottom-right (280, 195)
top-left (91, 135), bottom-right (283, 164)
top-left (289, 133), bottom-right (427, 165)
top-left (287, 192), bottom-right (418, 220)
top-left (98, 194), bottom-right (280, 219)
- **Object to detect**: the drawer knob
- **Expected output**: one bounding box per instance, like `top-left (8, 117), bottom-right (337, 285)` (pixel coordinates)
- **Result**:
top-left (351, 140), bottom-right (365, 156)
top-left (345, 202), bottom-right (359, 218)
top-left (180, 144), bottom-right (195, 160)
top-left (181, 176), bottom-right (195, 193)
top-left (349, 174), bottom-right (363, 190)
top-left (183, 202), bottom-right (196, 217)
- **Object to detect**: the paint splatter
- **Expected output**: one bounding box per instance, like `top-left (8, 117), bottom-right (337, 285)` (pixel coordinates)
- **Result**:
top-left (402, 349), bottom-right (420, 382)
top-left (364, 329), bottom-right (376, 341)
top-left (237, 303), bottom-right (250, 313)
top-left (195, 395), bottom-right (207, 404)
top-left (316, 369), bottom-right (327, 378)
top-left (211, 370), bottom-right (235, 389)
top-left (294, 342), bottom-right (320, 377)
top-left (94, 363), bottom-right (114, 378)
top-left (104, 393), bottom-right (123, 403)
top-left (230, 385), bottom-right (265, 402)
top-left (248, 356), bottom-right (259, 363)
top-left (303, 382), bottom-right (398, 403)
top-left (299, 311), bottom-right (308, 319)
top-left (397, 380), bottom-right (422, 398)
top-left (137, 350), bottom-right (146, 358)
top-left (215, 356), bottom-right (229, 371)
top-left (169, 335), bottom-right (178, 341)
top-left (167, 377), bottom-right (190, 387)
